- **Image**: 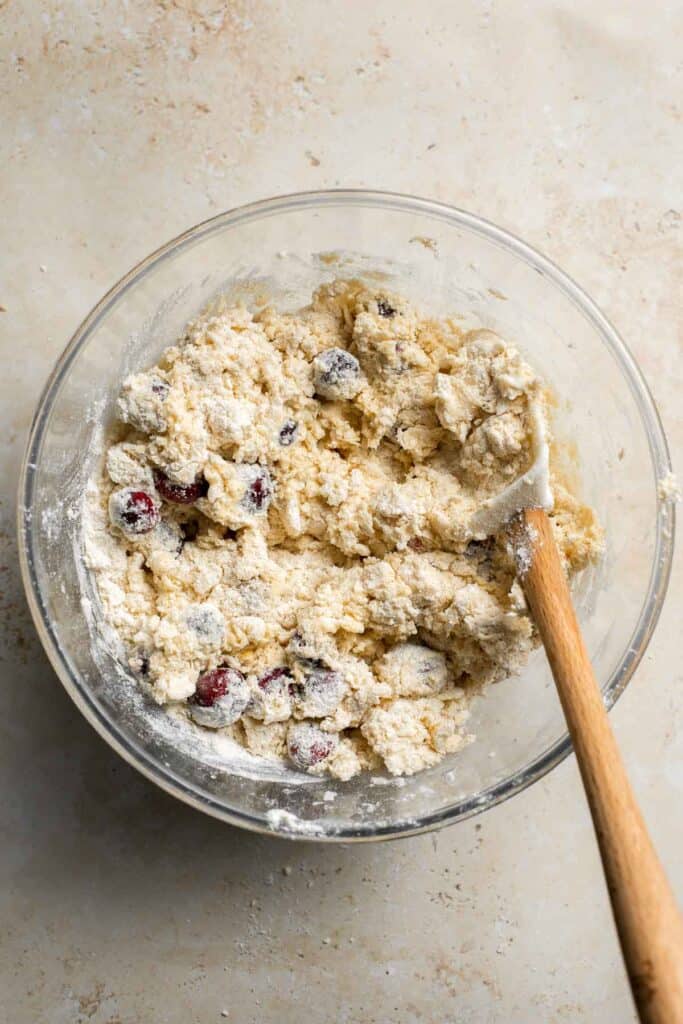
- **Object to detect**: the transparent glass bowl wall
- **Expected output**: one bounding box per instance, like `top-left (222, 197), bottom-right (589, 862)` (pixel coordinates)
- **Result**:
top-left (18, 192), bottom-right (673, 840)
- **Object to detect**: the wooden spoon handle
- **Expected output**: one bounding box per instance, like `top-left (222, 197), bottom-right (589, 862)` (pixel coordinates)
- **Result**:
top-left (517, 507), bottom-right (683, 1024)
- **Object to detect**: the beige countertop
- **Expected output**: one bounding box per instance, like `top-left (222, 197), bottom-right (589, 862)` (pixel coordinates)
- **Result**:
top-left (1, 2), bottom-right (681, 1021)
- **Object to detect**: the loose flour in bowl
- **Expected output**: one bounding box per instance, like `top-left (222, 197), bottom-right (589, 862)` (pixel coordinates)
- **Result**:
top-left (84, 279), bottom-right (602, 780)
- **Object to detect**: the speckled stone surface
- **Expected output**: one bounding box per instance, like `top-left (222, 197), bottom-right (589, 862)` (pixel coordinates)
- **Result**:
top-left (1, 3), bottom-right (681, 1021)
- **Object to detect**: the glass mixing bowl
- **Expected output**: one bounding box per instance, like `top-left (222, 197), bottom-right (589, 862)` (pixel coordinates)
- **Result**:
top-left (18, 191), bottom-right (674, 841)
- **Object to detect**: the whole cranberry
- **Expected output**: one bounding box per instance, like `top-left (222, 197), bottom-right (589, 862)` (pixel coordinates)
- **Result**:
top-left (294, 667), bottom-right (345, 718)
top-left (154, 469), bottom-right (209, 505)
top-left (184, 604), bottom-right (225, 648)
top-left (188, 667), bottom-right (250, 728)
top-left (312, 348), bottom-right (363, 400)
top-left (287, 722), bottom-right (338, 771)
top-left (109, 487), bottom-right (160, 535)
top-left (240, 465), bottom-right (273, 514)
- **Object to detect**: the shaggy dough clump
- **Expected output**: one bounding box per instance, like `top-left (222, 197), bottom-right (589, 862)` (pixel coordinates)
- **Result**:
top-left (86, 280), bottom-right (602, 779)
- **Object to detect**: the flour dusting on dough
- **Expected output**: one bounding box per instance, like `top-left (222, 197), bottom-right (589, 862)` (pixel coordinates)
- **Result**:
top-left (85, 280), bottom-right (602, 779)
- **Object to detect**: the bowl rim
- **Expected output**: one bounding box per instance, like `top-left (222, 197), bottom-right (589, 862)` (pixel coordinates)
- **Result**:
top-left (17, 188), bottom-right (675, 842)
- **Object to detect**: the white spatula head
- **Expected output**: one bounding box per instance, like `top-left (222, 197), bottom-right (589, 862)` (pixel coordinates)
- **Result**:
top-left (469, 402), bottom-right (553, 538)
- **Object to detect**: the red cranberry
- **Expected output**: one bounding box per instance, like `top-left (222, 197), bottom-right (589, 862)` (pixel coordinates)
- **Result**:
top-left (247, 666), bottom-right (295, 721)
top-left (240, 465), bottom-right (273, 514)
top-left (287, 722), bottom-right (338, 771)
top-left (313, 348), bottom-right (363, 400)
top-left (184, 604), bottom-right (224, 647)
top-left (109, 487), bottom-right (160, 535)
top-left (294, 667), bottom-right (345, 717)
top-left (154, 469), bottom-right (209, 505)
top-left (258, 667), bottom-right (294, 694)
top-left (194, 669), bottom-right (230, 706)
top-left (188, 667), bottom-right (250, 729)
top-left (278, 419), bottom-right (299, 446)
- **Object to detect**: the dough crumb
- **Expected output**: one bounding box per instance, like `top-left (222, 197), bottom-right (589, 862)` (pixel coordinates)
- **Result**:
top-left (658, 471), bottom-right (681, 502)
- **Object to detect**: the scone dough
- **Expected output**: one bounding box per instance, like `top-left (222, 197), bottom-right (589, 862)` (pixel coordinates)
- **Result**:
top-left (86, 280), bottom-right (602, 779)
